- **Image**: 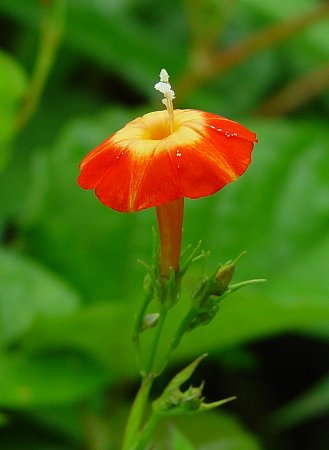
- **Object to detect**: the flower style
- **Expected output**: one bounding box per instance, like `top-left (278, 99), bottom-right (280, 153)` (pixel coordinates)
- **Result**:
top-left (78, 69), bottom-right (257, 277)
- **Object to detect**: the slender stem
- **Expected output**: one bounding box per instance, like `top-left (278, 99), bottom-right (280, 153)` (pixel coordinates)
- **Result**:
top-left (132, 289), bottom-right (154, 373)
top-left (16, 0), bottom-right (66, 131)
top-left (122, 306), bottom-right (169, 449)
top-left (145, 307), bottom-right (168, 375)
top-left (134, 412), bottom-right (160, 450)
top-left (158, 307), bottom-right (198, 375)
top-left (121, 376), bottom-right (153, 450)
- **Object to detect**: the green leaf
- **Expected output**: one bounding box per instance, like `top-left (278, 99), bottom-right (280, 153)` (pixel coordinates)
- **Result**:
top-left (0, 248), bottom-right (80, 346)
top-left (22, 287), bottom-right (329, 383)
top-left (268, 372), bottom-right (329, 431)
top-left (156, 411), bottom-right (263, 450)
top-left (170, 427), bottom-right (196, 450)
top-left (0, 0), bottom-right (186, 95)
top-left (0, 351), bottom-right (108, 408)
top-left (0, 50), bottom-right (27, 168)
top-left (23, 302), bottom-right (135, 379)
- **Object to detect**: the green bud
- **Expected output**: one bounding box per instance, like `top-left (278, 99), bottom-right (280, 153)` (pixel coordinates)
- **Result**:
top-left (188, 253), bottom-right (251, 330)
top-left (188, 296), bottom-right (219, 330)
top-left (140, 313), bottom-right (160, 331)
top-left (215, 262), bottom-right (235, 293)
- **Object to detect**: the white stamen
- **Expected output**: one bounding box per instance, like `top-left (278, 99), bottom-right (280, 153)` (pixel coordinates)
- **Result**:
top-left (154, 68), bottom-right (175, 133)
top-left (160, 68), bottom-right (169, 83)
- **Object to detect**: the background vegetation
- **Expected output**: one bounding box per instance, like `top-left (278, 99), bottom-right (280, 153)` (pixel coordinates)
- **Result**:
top-left (0, 0), bottom-right (329, 449)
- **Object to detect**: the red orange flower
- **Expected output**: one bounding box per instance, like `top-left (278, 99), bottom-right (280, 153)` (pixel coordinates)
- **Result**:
top-left (78, 108), bottom-right (257, 212)
top-left (78, 70), bottom-right (257, 278)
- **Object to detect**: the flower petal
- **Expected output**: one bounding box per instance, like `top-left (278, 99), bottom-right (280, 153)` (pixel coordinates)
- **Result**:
top-left (78, 109), bottom-right (257, 212)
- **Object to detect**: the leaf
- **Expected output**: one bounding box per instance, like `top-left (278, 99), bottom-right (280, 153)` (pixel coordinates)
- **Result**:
top-left (0, 0), bottom-right (186, 95)
top-left (0, 248), bottom-right (80, 346)
top-left (22, 285), bottom-right (329, 383)
top-left (23, 302), bottom-right (135, 379)
top-left (267, 372), bottom-right (329, 431)
top-left (242, 0), bottom-right (329, 60)
top-left (0, 351), bottom-right (109, 408)
top-left (156, 410), bottom-right (263, 450)
top-left (170, 427), bottom-right (196, 450)
top-left (0, 50), bottom-right (27, 168)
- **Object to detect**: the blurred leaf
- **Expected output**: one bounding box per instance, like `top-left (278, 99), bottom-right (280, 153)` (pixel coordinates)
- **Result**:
top-left (0, 411), bottom-right (7, 426)
top-left (0, 351), bottom-right (108, 408)
top-left (22, 286), bottom-right (329, 383)
top-left (0, 0), bottom-right (186, 95)
top-left (170, 427), bottom-right (196, 450)
top-left (0, 50), bottom-right (27, 168)
top-left (268, 372), bottom-right (329, 431)
top-left (0, 248), bottom-right (80, 346)
top-left (156, 410), bottom-right (263, 450)
top-left (184, 51), bottom-right (279, 116)
top-left (23, 302), bottom-right (135, 380)
top-left (242, 0), bottom-right (329, 59)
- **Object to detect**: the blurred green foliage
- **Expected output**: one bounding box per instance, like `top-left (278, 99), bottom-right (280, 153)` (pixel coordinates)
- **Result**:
top-left (0, 0), bottom-right (329, 449)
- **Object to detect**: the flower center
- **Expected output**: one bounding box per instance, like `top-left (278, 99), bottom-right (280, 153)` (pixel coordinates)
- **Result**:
top-left (146, 121), bottom-right (172, 140)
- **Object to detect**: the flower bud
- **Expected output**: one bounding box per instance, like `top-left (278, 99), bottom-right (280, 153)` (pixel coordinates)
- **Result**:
top-left (215, 262), bottom-right (235, 293)
top-left (140, 313), bottom-right (160, 331)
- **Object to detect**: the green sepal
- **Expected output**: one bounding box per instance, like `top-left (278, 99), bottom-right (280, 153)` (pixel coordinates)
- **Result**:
top-left (140, 238), bottom-right (205, 309)
top-left (153, 354), bottom-right (235, 416)
top-left (153, 354), bottom-right (206, 415)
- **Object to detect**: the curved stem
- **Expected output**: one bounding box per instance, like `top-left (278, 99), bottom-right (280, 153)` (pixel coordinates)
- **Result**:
top-left (158, 307), bottom-right (198, 375)
top-left (122, 305), bottom-right (169, 449)
top-left (132, 288), bottom-right (154, 373)
top-left (145, 306), bottom-right (168, 375)
top-left (134, 412), bottom-right (160, 450)
top-left (16, 0), bottom-right (66, 131)
top-left (121, 376), bottom-right (153, 450)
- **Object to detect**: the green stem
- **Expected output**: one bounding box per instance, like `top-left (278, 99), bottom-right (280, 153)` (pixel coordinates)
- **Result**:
top-left (158, 307), bottom-right (198, 375)
top-left (16, 0), bottom-right (66, 131)
top-left (121, 376), bottom-right (153, 450)
top-left (134, 412), bottom-right (160, 450)
top-left (122, 305), bottom-right (169, 449)
top-left (145, 306), bottom-right (168, 375)
top-left (132, 288), bottom-right (154, 373)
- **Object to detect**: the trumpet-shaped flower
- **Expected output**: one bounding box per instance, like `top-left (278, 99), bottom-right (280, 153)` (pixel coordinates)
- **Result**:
top-left (78, 69), bottom-right (257, 277)
top-left (78, 108), bottom-right (256, 213)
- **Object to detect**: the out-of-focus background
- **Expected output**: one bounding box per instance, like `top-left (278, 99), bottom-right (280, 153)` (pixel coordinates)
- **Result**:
top-left (1, 1), bottom-right (329, 449)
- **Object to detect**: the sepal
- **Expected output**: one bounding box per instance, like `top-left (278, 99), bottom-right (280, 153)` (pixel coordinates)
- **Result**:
top-left (153, 355), bottom-right (235, 416)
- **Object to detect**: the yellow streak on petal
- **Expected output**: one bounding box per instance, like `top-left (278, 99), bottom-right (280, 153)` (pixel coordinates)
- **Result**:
top-left (110, 109), bottom-right (205, 156)
top-left (110, 110), bottom-right (207, 210)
